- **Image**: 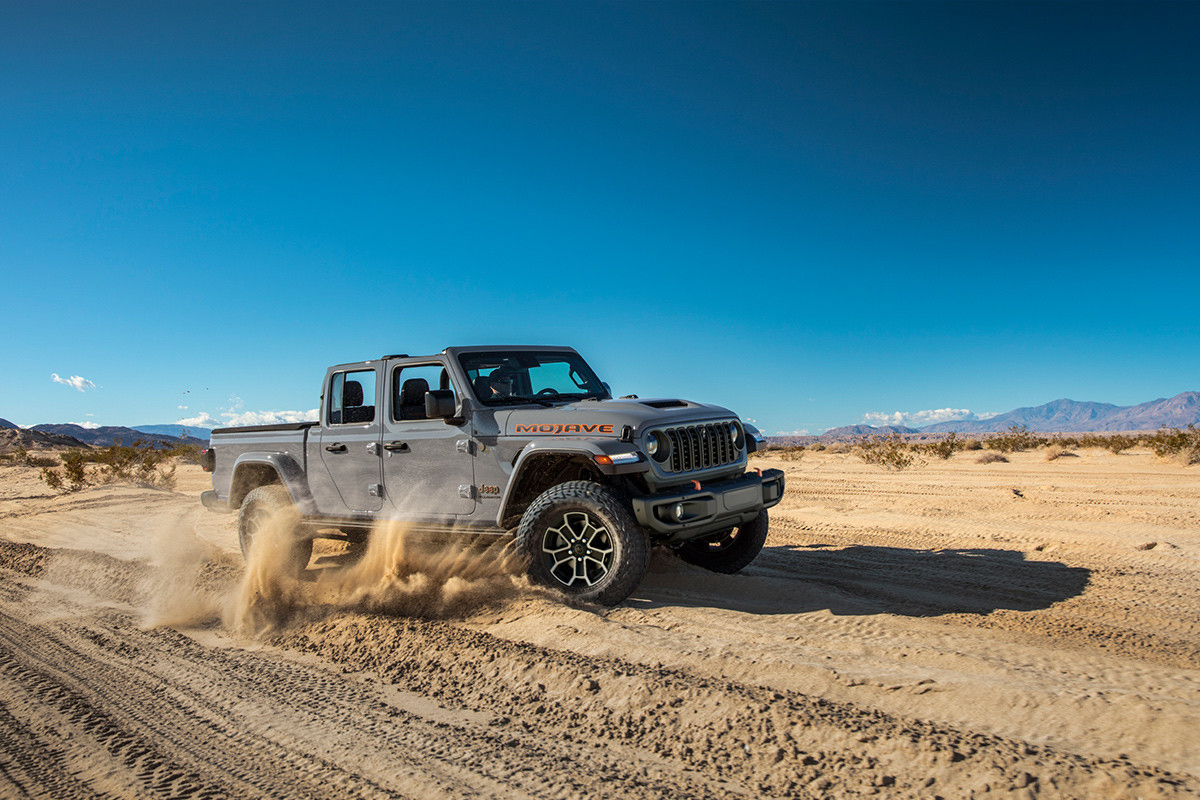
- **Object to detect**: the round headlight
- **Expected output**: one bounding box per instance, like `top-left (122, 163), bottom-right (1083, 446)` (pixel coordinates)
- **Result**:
top-left (647, 431), bottom-right (671, 462)
top-left (730, 421), bottom-right (745, 449)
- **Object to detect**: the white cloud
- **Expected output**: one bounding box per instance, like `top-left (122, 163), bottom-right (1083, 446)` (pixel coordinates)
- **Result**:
top-left (51, 373), bottom-right (98, 392)
top-left (861, 408), bottom-right (999, 427)
top-left (222, 409), bottom-right (319, 427)
top-left (176, 412), bottom-right (223, 428)
top-left (772, 428), bottom-right (810, 436)
top-left (178, 409), bottom-right (319, 428)
top-left (68, 421), bottom-right (101, 429)
top-left (178, 405), bottom-right (188, 410)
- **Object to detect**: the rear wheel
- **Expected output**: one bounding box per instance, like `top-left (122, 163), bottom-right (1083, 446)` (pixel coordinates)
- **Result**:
top-left (677, 510), bottom-right (768, 574)
top-left (515, 481), bottom-right (649, 606)
top-left (237, 485), bottom-right (313, 577)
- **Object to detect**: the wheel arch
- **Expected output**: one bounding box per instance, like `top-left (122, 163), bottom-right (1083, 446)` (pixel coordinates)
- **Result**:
top-left (497, 446), bottom-right (608, 528)
top-left (229, 452), bottom-right (317, 513)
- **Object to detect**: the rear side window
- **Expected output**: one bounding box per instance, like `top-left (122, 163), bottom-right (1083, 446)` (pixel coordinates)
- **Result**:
top-left (329, 369), bottom-right (377, 425)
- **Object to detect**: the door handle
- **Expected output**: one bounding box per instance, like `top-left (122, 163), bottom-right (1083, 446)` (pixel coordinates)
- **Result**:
top-left (384, 441), bottom-right (410, 453)
top-left (325, 443), bottom-right (347, 453)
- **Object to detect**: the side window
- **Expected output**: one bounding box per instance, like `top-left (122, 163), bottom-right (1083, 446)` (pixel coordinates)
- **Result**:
top-left (328, 369), bottom-right (377, 425)
top-left (393, 364), bottom-right (455, 422)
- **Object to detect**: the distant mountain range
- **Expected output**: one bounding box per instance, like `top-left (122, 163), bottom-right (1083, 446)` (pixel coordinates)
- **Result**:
top-left (820, 424), bottom-right (918, 439)
top-left (28, 424), bottom-right (207, 448)
top-left (132, 424), bottom-right (214, 440)
top-left (918, 391), bottom-right (1199, 434)
top-left (765, 391), bottom-right (1200, 444)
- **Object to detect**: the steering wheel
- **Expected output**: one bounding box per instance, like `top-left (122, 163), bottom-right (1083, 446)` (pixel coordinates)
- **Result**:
top-left (536, 388), bottom-right (560, 396)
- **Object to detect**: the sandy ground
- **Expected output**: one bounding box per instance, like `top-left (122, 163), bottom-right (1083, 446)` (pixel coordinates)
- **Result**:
top-left (1, 448), bottom-right (1198, 799)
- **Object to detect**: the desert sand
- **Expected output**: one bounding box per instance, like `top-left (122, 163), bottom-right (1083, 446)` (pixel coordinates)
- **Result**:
top-left (1, 447), bottom-right (1197, 799)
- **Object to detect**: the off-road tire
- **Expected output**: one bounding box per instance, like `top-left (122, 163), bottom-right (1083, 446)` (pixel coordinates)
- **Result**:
top-left (677, 510), bottom-right (769, 574)
top-left (237, 485), bottom-right (314, 577)
top-left (515, 480), bottom-right (649, 606)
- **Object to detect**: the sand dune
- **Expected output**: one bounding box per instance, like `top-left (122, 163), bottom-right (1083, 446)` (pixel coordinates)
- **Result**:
top-left (1, 448), bottom-right (1197, 798)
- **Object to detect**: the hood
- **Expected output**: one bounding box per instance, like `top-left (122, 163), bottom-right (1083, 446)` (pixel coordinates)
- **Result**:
top-left (497, 397), bottom-right (738, 436)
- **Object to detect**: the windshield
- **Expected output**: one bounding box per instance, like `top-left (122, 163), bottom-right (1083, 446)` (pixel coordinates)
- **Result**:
top-left (459, 351), bottom-right (608, 406)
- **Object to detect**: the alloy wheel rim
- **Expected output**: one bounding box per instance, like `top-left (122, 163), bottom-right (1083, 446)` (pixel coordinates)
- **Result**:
top-left (542, 511), bottom-right (615, 588)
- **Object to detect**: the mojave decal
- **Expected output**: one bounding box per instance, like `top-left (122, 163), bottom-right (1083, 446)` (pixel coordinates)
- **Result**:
top-left (515, 423), bottom-right (615, 435)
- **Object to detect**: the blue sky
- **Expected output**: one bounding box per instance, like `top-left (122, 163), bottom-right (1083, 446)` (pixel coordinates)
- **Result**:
top-left (3, 1), bottom-right (1197, 435)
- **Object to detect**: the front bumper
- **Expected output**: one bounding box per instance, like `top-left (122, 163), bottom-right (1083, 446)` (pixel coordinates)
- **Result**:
top-left (630, 468), bottom-right (785, 543)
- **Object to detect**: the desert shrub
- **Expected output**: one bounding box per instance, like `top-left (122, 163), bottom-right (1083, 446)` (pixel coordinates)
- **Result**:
top-left (807, 442), bottom-right (826, 451)
top-left (40, 440), bottom-right (179, 492)
top-left (1105, 434), bottom-right (1136, 454)
top-left (977, 452), bottom-right (1009, 464)
top-left (39, 467), bottom-right (63, 490)
top-left (1147, 425), bottom-right (1200, 465)
top-left (61, 450), bottom-right (89, 491)
top-left (961, 438), bottom-right (983, 451)
top-left (826, 442), bottom-right (851, 454)
top-left (857, 433), bottom-right (920, 470)
top-left (1044, 445), bottom-right (1078, 461)
top-left (986, 425), bottom-right (1048, 453)
top-left (91, 441), bottom-right (178, 489)
top-left (752, 444), bottom-right (806, 462)
top-left (920, 432), bottom-right (960, 460)
top-left (1, 445), bottom-right (58, 468)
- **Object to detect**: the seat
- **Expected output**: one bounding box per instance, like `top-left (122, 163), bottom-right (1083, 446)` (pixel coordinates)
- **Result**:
top-left (341, 380), bottom-right (375, 424)
top-left (398, 377), bottom-right (430, 420)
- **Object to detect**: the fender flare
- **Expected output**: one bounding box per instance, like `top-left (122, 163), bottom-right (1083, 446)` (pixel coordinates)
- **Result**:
top-left (230, 452), bottom-right (318, 515)
top-left (495, 439), bottom-right (648, 526)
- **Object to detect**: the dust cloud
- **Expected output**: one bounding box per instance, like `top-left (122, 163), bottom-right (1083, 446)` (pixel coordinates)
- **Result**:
top-left (228, 514), bottom-right (538, 637)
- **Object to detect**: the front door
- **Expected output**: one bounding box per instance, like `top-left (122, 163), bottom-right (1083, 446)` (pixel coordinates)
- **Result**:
top-left (316, 367), bottom-right (383, 513)
top-left (381, 362), bottom-right (475, 518)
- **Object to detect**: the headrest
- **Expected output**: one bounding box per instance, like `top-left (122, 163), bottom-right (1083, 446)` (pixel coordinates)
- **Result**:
top-left (344, 380), bottom-right (363, 407)
top-left (400, 377), bottom-right (430, 405)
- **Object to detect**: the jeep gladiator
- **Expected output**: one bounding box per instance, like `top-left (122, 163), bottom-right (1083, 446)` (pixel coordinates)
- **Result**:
top-left (200, 346), bottom-right (784, 605)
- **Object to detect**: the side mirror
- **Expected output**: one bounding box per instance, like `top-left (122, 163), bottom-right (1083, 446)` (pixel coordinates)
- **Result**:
top-left (602, 382), bottom-right (612, 398)
top-left (425, 390), bottom-right (457, 419)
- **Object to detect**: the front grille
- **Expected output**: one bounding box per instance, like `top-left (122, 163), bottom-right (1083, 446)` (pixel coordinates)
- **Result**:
top-left (661, 422), bottom-right (740, 474)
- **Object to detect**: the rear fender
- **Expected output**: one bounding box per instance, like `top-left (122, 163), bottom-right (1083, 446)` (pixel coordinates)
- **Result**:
top-left (230, 452), bottom-right (317, 514)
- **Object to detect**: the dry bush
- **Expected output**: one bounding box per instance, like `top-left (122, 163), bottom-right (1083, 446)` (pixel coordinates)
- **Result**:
top-left (752, 444), bottom-right (805, 461)
top-left (40, 440), bottom-right (179, 493)
top-left (1, 446), bottom-right (59, 468)
top-left (1104, 434), bottom-right (1136, 454)
top-left (1147, 425), bottom-right (1200, 465)
top-left (920, 432), bottom-right (960, 460)
top-left (779, 447), bottom-right (805, 462)
top-left (806, 442), bottom-right (826, 451)
top-left (1044, 445), bottom-right (1078, 461)
top-left (826, 442), bottom-right (851, 454)
top-left (977, 452), bottom-right (1009, 464)
top-left (961, 438), bottom-right (983, 451)
top-left (1075, 433), bottom-right (1136, 454)
top-left (857, 433), bottom-right (921, 470)
top-left (986, 425), bottom-right (1048, 453)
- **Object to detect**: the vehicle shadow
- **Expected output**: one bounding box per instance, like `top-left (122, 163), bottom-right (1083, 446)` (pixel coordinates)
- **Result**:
top-left (631, 543), bottom-right (1092, 617)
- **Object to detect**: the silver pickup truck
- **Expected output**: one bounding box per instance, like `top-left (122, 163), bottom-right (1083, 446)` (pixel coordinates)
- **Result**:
top-left (201, 346), bottom-right (784, 605)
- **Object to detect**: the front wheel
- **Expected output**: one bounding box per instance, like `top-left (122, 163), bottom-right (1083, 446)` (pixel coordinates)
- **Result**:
top-left (677, 510), bottom-right (769, 574)
top-left (515, 481), bottom-right (649, 606)
top-left (237, 485), bottom-right (314, 577)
